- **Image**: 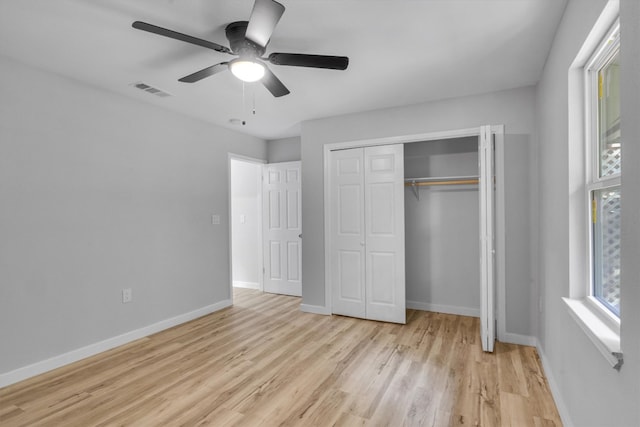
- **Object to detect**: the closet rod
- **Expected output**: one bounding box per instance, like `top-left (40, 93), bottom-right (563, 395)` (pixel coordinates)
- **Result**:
top-left (405, 175), bottom-right (478, 182)
top-left (404, 176), bottom-right (479, 200)
top-left (405, 179), bottom-right (479, 187)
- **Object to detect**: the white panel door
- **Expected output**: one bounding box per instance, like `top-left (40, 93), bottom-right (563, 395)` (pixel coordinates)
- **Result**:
top-left (330, 148), bottom-right (366, 318)
top-left (364, 145), bottom-right (406, 324)
top-left (263, 161), bottom-right (302, 296)
top-left (479, 125), bottom-right (495, 352)
top-left (330, 145), bottom-right (405, 324)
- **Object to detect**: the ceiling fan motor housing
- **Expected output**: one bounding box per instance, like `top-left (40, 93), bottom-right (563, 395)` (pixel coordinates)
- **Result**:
top-left (225, 21), bottom-right (266, 58)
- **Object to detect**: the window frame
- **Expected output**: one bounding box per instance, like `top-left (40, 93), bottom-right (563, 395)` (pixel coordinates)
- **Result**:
top-left (584, 19), bottom-right (621, 325)
top-left (564, 2), bottom-right (621, 371)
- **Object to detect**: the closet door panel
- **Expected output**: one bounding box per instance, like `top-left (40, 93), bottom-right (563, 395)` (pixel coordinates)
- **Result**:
top-left (337, 250), bottom-right (364, 300)
top-left (368, 251), bottom-right (395, 303)
top-left (338, 185), bottom-right (362, 234)
top-left (331, 148), bottom-right (366, 318)
top-left (364, 145), bottom-right (406, 324)
top-left (369, 183), bottom-right (395, 235)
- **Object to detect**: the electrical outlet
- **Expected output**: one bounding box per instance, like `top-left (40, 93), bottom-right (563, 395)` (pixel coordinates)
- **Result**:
top-left (122, 288), bottom-right (132, 304)
top-left (211, 214), bottom-right (220, 225)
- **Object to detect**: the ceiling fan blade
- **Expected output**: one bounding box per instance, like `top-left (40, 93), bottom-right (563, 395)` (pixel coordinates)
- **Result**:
top-left (132, 21), bottom-right (232, 54)
top-left (245, 0), bottom-right (285, 48)
top-left (179, 62), bottom-right (229, 83)
top-left (261, 67), bottom-right (290, 97)
top-left (268, 53), bottom-right (349, 70)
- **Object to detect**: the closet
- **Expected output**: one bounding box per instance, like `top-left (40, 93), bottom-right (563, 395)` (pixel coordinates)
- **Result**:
top-left (404, 136), bottom-right (480, 317)
top-left (326, 126), bottom-right (496, 351)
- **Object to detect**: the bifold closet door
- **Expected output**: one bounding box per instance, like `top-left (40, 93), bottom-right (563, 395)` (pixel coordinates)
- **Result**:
top-left (331, 145), bottom-right (406, 324)
top-left (331, 148), bottom-right (366, 318)
top-left (479, 125), bottom-right (495, 352)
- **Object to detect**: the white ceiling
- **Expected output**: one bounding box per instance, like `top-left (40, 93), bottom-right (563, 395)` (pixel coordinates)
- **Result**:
top-left (0, 0), bottom-right (566, 140)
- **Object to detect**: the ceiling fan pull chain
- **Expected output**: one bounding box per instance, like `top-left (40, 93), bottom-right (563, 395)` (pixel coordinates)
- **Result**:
top-left (252, 86), bottom-right (257, 115)
top-left (242, 81), bottom-right (247, 122)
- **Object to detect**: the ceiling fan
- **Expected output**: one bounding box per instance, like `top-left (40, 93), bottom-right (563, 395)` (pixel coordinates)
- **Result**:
top-left (132, 0), bottom-right (349, 97)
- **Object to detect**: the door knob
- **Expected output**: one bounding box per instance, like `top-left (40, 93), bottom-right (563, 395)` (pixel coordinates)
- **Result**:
top-left (298, 234), bottom-right (302, 239)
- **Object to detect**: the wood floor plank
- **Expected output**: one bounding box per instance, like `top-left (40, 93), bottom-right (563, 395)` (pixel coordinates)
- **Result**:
top-left (0, 288), bottom-right (563, 426)
top-left (500, 390), bottom-right (535, 426)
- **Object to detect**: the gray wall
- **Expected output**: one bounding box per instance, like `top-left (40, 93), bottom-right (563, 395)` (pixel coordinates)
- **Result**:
top-left (404, 137), bottom-right (480, 314)
top-left (536, 0), bottom-right (640, 425)
top-left (267, 136), bottom-right (301, 163)
top-left (504, 132), bottom-right (533, 336)
top-left (301, 85), bottom-right (536, 337)
top-left (0, 55), bottom-right (266, 374)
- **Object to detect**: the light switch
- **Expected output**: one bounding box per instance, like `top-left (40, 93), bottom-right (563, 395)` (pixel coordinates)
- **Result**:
top-left (240, 214), bottom-right (246, 224)
top-left (212, 214), bottom-right (220, 225)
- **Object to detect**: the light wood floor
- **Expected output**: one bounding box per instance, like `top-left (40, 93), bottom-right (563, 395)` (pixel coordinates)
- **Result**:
top-left (0, 288), bottom-right (562, 426)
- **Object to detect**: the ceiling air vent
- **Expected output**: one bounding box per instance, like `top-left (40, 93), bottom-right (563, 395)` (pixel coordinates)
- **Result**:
top-left (131, 82), bottom-right (171, 98)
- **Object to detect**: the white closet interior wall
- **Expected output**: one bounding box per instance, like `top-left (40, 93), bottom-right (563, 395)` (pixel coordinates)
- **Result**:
top-left (404, 136), bottom-right (481, 317)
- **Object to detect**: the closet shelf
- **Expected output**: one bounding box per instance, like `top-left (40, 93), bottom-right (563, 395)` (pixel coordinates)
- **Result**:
top-left (404, 175), bottom-right (479, 200)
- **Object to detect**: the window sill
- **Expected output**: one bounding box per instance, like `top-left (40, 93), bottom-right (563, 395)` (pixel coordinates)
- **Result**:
top-left (562, 297), bottom-right (623, 370)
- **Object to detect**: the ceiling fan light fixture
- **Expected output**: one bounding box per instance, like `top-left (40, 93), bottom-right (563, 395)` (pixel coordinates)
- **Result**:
top-left (132, 0), bottom-right (349, 97)
top-left (229, 59), bottom-right (265, 82)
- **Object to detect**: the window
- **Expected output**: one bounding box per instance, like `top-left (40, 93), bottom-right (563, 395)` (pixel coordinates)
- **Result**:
top-left (586, 21), bottom-right (621, 318)
top-left (564, 6), bottom-right (621, 370)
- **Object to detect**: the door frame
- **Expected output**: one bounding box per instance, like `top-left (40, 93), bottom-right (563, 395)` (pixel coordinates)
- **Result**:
top-left (323, 126), bottom-right (506, 343)
top-left (227, 153), bottom-right (266, 304)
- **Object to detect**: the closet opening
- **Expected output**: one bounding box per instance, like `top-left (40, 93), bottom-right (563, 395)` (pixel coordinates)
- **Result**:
top-left (404, 136), bottom-right (481, 318)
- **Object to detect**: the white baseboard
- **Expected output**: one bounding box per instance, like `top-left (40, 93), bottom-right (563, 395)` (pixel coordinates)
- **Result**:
top-left (406, 300), bottom-right (480, 318)
top-left (233, 281), bottom-right (260, 290)
top-left (535, 338), bottom-right (574, 427)
top-left (0, 299), bottom-right (232, 388)
top-left (499, 332), bottom-right (537, 347)
top-left (300, 303), bottom-right (331, 315)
